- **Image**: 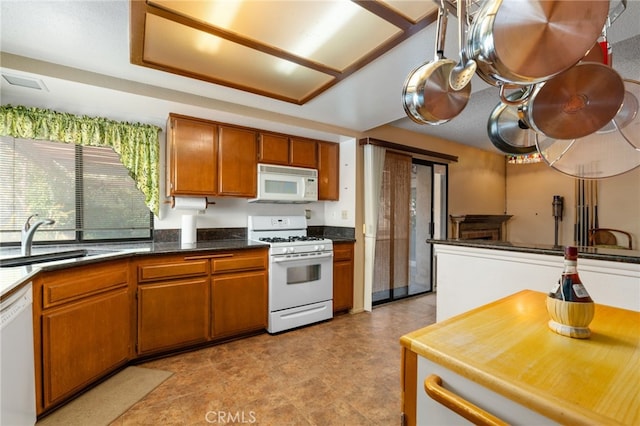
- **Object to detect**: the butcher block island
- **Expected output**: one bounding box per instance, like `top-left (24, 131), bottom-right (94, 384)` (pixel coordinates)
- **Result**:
top-left (400, 290), bottom-right (640, 426)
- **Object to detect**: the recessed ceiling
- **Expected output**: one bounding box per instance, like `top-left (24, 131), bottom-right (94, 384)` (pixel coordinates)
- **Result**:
top-left (130, 0), bottom-right (439, 104)
top-left (1, 0), bottom-right (639, 154)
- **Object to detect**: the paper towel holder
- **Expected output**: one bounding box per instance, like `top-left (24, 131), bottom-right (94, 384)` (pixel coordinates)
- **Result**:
top-left (167, 196), bottom-right (216, 208)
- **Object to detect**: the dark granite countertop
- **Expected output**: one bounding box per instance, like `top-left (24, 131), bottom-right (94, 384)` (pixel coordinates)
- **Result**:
top-left (329, 237), bottom-right (357, 243)
top-left (1, 235), bottom-right (358, 297)
top-left (1, 239), bottom-right (268, 298)
top-left (428, 239), bottom-right (640, 264)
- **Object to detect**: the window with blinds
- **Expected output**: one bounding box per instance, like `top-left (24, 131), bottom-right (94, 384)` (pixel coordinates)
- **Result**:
top-left (0, 136), bottom-right (153, 245)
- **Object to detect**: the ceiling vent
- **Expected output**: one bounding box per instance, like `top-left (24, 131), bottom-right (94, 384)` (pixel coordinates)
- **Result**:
top-left (2, 73), bottom-right (48, 91)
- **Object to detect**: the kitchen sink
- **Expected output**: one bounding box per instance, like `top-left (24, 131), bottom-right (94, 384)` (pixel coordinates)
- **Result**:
top-left (0, 249), bottom-right (105, 267)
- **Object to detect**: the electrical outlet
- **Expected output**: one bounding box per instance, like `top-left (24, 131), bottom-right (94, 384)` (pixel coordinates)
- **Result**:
top-left (341, 210), bottom-right (348, 220)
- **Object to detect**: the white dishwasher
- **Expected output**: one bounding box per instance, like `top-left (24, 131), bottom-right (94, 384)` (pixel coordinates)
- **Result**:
top-left (1, 282), bottom-right (37, 426)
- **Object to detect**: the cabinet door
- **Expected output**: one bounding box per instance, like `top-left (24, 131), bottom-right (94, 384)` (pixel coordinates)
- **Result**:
top-left (218, 125), bottom-right (258, 197)
top-left (212, 271), bottom-right (267, 338)
top-left (258, 132), bottom-right (289, 165)
top-left (290, 137), bottom-right (317, 168)
top-left (333, 242), bottom-right (354, 313)
top-left (317, 141), bottom-right (339, 200)
top-left (168, 115), bottom-right (217, 196)
top-left (42, 289), bottom-right (130, 407)
top-left (137, 278), bottom-right (210, 355)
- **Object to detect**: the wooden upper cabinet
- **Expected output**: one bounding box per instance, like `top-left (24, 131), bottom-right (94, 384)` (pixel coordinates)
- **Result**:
top-left (258, 133), bottom-right (290, 165)
top-left (259, 133), bottom-right (318, 169)
top-left (217, 125), bottom-right (258, 197)
top-left (317, 141), bottom-right (339, 201)
top-left (290, 137), bottom-right (317, 168)
top-left (167, 114), bottom-right (217, 196)
top-left (166, 113), bottom-right (339, 200)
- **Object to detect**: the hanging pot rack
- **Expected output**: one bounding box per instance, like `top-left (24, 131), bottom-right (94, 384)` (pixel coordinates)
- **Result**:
top-left (404, 0), bottom-right (639, 179)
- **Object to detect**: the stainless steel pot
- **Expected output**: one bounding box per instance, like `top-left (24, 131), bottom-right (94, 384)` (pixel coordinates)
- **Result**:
top-left (402, 4), bottom-right (470, 125)
top-left (487, 89), bottom-right (537, 154)
top-left (467, 0), bottom-right (610, 87)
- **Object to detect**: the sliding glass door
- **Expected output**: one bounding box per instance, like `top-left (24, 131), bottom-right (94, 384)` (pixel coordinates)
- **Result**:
top-left (373, 155), bottom-right (447, 305)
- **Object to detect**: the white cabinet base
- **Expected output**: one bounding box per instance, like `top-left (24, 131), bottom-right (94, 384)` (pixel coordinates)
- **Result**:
top-left (416, 356), bottom-right (555, 425)
top-left (434, 244), bottom-right (640, 321)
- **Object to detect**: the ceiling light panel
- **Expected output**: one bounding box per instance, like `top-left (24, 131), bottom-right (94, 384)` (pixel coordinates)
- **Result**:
top-left (379, 0), bottom-right (438, 23)
top-left (143, 14), bottom-right (334, 102)
top-left (131, 0), bottom-right (438, 103)
top-left (149, 0), bottom-right (401, 71)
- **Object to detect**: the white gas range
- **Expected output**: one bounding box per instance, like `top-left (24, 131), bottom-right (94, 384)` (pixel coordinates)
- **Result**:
top-left (248, 216), bottom-right (333, 333)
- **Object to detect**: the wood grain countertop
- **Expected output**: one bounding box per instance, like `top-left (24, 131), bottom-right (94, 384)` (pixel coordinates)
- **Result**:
top-left (400, 290), bottom-right (640, 425)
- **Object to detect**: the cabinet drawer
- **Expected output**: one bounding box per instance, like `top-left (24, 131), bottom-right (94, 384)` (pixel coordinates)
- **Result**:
top-left (138, 260), bottom-right (209, 282)
top-left (43, 262), bottom-right (128, 308)
top-left (333, 243), bottom-right (354, 262)
top-left (211, 251), bottom-right (267, 274)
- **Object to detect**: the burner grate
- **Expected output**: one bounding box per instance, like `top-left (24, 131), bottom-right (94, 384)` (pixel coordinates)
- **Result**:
top-left (259, 236), bottom-right (324, 243)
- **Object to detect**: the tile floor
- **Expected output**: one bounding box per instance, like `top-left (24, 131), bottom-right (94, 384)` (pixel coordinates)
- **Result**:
top-left (110, 292), bottom-right (436, 425)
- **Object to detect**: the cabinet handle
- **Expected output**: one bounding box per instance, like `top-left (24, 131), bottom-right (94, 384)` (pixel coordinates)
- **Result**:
top-left (424, 374), bottom-right (508, 426)
top-left (184, 254), bottom-right (234, 261)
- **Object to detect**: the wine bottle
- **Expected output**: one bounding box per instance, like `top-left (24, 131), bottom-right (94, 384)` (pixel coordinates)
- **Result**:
top-left (546, 246), bottom-right (595, 339)
top-left (548, 246), bottom-right (593, 303)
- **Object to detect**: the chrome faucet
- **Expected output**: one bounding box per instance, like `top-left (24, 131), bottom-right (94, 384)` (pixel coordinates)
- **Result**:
top-left (21, 214), bottom-right (55, 256)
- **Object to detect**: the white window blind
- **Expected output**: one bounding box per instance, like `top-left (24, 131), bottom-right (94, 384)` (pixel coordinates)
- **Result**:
top-left (0, 136), bottom-right (152, 244)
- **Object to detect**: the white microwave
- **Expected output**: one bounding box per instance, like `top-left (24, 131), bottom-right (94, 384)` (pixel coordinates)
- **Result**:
top-left (250, 164), bottom-right (318, 203)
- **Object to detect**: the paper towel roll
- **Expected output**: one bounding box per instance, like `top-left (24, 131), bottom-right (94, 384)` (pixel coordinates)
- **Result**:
top-left (181, 214), bottom-right (197, 246)
top-left (174, 197), bottom-right (208, 210)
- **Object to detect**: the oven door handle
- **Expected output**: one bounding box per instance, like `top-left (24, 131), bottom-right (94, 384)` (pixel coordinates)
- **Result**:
top-left (272, 252), bottom-right (333, 263)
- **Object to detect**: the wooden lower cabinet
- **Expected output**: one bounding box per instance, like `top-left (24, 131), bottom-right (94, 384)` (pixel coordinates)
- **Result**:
top-left (35, 260), bottom-right (131, 413)
top-left (33, 248), bottom-right (269, 416)
top-left (135, 249), bottom-right (268, 354)
top-left (137, 278), bottom-right (210, 355)
top-left (42, 290), bottom-right (130, 406)
top-left (333, 241), bottom-right (354, 313)
top-left (212, 271), bottom-right (267, 338)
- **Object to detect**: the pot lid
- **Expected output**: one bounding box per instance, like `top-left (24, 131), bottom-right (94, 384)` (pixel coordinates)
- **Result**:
top-left (616, 79), bottom-right (640, 149)
top-left (535, 80), bottom-right (640, 179)
top-left (529, 63), bottom-right (625, 140)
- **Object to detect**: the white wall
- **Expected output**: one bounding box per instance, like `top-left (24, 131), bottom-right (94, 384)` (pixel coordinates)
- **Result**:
top-left (324, 137), bottom-right (356, 228)
top-left (506, 161), bottom-right (640, 248)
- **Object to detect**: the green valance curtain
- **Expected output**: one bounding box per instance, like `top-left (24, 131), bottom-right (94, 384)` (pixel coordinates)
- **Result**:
top-left (0, 105), bottom-right (161, 215)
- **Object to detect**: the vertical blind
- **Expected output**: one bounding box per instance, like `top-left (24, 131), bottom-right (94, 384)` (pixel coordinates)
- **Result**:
top-left (0, 136), bottom-right (152, 244)
top-left (373, 151), bottom-right (411, 301)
